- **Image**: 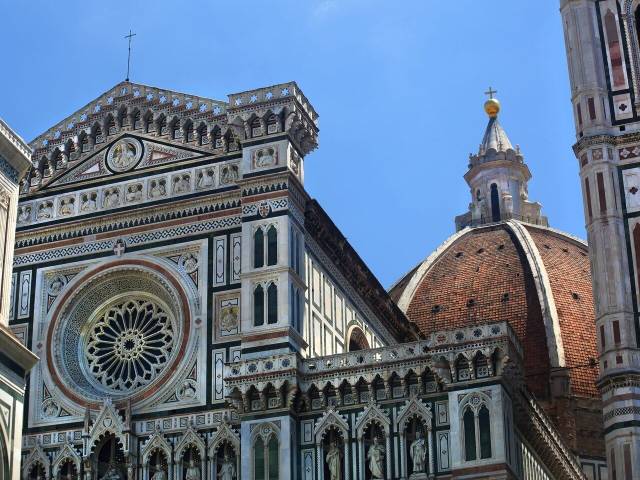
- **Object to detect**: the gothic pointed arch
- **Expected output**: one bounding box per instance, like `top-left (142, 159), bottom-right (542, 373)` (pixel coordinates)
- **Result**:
top-left (313, 407), bottom-right (349, 443)
top-left (174, 423), bottom-right (206, 462)
top-left (208, 418), bottom-right (240, 458)
top-left (52, 442), bottom-right (82, 478)
top-left (22, 443), bottom-right (51, 480)
top-left (141, 426), bottom-right (172, 467)
top-left (87, 400), bottom-right (129, 455)
top-left (396, 396), bottom-right (433, 431)
top-left (355, 401), bottom-right (391, 440)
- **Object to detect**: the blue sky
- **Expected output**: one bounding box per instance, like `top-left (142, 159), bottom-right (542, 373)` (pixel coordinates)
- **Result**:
top-left (0, 1), bottom-right (577, 288)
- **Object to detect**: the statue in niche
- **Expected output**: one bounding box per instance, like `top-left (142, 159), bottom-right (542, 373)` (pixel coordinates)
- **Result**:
top-left (149, 180), bottom-right (166, 199)
top-left (367, 436), bottom-right (385, 480)
top-left (220, 165), bottom-right (238, 185)
top-left (17, 205), bottom-right (31, 223)
top-left (173, 175), bottom-right (191, 194)
top-left (99, 465), bottom-right (121, 480)
top-left (255, 147), bottom-right (276, 168)
top-left (185, 460), bottom-right (200, 480)
top-left (103, 189), bottom-right (119, 208)
top-left (197, 169), bottom-right (214, 189)
top-left (37, 202), bottom-right (53, 220)
top-left (59, 197), bottom-right (75, 216)
top-left (325, 441), bottom-right (341, 480)
top-left (218, 454), bottom-right (236, 480)
top-left (81, 193), bottom-right (97, 212)
top-left (150, 463), bottom-right (166, 480)
top-left (410, 429), bottom-right (427, 474)
top-left (126, 184), bottom-right (142, 202)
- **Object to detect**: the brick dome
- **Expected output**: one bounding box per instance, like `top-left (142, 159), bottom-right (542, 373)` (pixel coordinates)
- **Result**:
top-left (390, 220), bottom-right (599, 399)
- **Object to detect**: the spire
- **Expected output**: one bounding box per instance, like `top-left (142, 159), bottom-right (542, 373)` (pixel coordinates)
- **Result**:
top-left (477, 94), bottom-right (515, 158)
top-left (454, 91), bottom-right (547, 231)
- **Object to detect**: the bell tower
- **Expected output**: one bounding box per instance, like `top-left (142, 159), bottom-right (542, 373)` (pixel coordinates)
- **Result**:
top-left (561, 0), bottom-right (640, 476)
top-left (455, 93), bottom-right (547, 231)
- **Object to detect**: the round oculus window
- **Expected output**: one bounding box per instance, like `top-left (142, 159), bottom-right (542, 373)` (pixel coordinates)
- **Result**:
top-left (85, 299), bottom-right (175, 391)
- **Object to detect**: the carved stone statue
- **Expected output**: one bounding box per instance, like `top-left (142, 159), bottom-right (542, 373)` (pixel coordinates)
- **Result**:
top-left (325, 441), bottom-right (341, 480)
top-left (37, 202), bottom-right (53, 220)
top-left (218, 454), bottom-right (236, 480)
top-left (410, 430), bottom-right (427, 474)
top-left (197, 169), bottom-right (214, 189)
top-left (149, 181), bottom-right (166, 199)
top-left (185, 460), bottom-right (200, 480)
top-left (367, 436), bottom-right (385, 479)
top-left (150, 463), bottom-right (166, 480)
top-left (99, 466), bottom-right (121, 480)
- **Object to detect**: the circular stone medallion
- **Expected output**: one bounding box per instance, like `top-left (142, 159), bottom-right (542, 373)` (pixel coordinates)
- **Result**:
top-left (106, 138), bottom-right (143, 172)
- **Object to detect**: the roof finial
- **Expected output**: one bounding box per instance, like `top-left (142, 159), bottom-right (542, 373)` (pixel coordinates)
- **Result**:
top-left (124, 29), bottom-right (137, 82)
top-left (483, 87), bottom-right (500, 118)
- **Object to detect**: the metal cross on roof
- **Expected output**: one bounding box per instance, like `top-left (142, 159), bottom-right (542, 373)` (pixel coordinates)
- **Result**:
top-left (484, 87), bottom-right (497, 99)
top-left (124, 30), bottom-right (137, 82)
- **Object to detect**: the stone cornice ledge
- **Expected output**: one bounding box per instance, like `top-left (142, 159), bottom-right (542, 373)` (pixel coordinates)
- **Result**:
top-left (0, 324), bottom-right (38, 372)
top-left (0, 117), bottom-right (33, 176)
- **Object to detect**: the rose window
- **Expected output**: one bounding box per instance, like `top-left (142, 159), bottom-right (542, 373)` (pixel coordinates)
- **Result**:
top-left (85, 299), bottom-right (175, 391)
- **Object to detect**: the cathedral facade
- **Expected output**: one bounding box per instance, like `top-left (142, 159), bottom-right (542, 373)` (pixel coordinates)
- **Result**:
top-left (5, 77), bottom-right (606, 480)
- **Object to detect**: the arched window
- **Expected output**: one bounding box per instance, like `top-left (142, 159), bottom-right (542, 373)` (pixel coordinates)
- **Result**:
top-left (157, 115), bottom-right (167, 136)
top-left (212, 126), bottom-right (222, 149)
top-left (267, 283), bottom-right (278, 324)
top-left (490, 184), bottom-right (500, 222)
top-left (478, 406), bottom-right (492, 459)
top-left (267, 226), bottom-right (278, 266)
top-left (462, 396), bottom-right (492, 462)
top-left (474, 353), bottom-right (489, 378)
top-left (266, 114), bottom-right (279, 134)
top-left (144, 111), bottom-right (154, 133)
top-left (105, 115), bottom-right (116, 136)
top-left (267, 437), bottom-right (279, 479)
top-left (131, 109), bottom-right (141, 130)
top-left (456, 356), bottom-right (470, 381)
top-left (171, 119), bottom-right (181, 139)
top-left (197, 123), bottom-right (208, 145)
top-left (253, 437), bottom-right (265, 480)
top-left (254, 285), bottom-right (264, 326)
top-left (252, 428), bottom-right (279, 480)
top-left (463, 408), bottom-right (476, 461)
top-left (254, 228), bottom-right (264, 268)
top-left (605, 10), bottom-right (625, 88)
top-left (347, 326), bottom-right (370, 352)
top-left (251, 117), bottom-right (262, 137)
top-left (184, 121), bottom-right (194, 142)
top-left (79, 132), bottom-right (90, 152)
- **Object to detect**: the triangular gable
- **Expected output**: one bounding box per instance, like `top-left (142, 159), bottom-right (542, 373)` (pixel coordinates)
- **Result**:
top-left (30, 81), bottom-right (227, 151)
top-left (43, 134), bottom-right (210, 190)
top-left (88, 399), bottom-right (128, 452)
top-left (141, 425), bottom-right (172, 464)
top-left (314, 407), bottom-right (349, 441)
top-left (52, 441), bottom-right (82, 477)
top-left (174, 422), bottom-right (206, 461)
top-left (355, 400), bottom-right (390, 439)
top-left (396, 395), bottom-right (433, 430)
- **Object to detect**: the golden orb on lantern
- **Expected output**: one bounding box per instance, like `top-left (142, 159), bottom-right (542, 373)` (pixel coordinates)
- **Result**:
top-left (484, 98), bottom-right (501, 117)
